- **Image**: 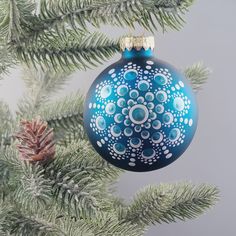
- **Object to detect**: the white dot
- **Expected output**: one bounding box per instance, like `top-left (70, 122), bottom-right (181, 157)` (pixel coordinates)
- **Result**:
top-left (184, 118), bottom-right (188, 124)
top-left (189, 119), bottom-right (193, 127)
top-left (146, 61), bottom-right (154, 65)
top-left (128, 162), bottom-right (136, 167)
top-left (179, 81), bottom-right (184, 87)
top-left (109, 69), bottom-right (115, 74)
top-left (166, 153), bottom-right (173, 159)
top-left (101, 139), bottom-right (105, 144)
top-left (175, 84), bottom-right (180, 90)
top-left (130, 158), bottom-right (136, 162)
top-left (97, 141), bottom-right (102, 147)
top-left (89, 103), bottom-right (92, 109)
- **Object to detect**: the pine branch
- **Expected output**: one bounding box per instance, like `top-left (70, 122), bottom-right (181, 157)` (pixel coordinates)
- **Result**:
top-left (42, 140), bottom-right (122, 217)
top-left (39, 92), bottom-right (84, 137)
top-left (15, 31), bottom-right (119, 71)
top-left (22, 0), bottom-right (194, 42)
top-left (124, 183), bottom-right (219, 226)
top-left (184, 63), bottom-right (211, 92)
top-left (17, 68), bottom-right (71, 118)
top-left (4, 210), bottom-right (65, 236)
top-left (15, 163), bottom-right (53, 209)
top-left (0, 45), bottom-right (16, 79)
top-left (0, 147), bottom-right (21, 191)
top-left (0, 101), bottom-right (13, 137)
top-left (0, 0), bottom-right (36, 43)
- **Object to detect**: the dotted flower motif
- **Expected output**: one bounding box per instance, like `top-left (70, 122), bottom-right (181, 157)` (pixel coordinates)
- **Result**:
top-left (84, 58), bottom-right (197, 172)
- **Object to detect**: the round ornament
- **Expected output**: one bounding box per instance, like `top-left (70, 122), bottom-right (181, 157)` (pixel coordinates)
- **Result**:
top-left (84, 36), bottom-right (198, 172)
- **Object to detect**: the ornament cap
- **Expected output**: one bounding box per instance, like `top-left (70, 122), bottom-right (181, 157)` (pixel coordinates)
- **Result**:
top-left (120, 36), bottom-right (155, 51)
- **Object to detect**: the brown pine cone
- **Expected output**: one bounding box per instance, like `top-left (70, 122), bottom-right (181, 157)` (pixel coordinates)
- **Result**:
top-left (15, 117), bottom-right (55, 162)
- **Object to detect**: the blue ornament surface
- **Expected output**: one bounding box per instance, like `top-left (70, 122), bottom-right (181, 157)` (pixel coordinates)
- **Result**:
top-left (84, 48), bottom-right (198, 172)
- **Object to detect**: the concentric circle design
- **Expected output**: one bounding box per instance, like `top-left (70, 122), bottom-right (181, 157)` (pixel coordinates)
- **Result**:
top-left (129, 104), bottom-right (149, 124)
top-left (84, 56), bottom-right (198, 172)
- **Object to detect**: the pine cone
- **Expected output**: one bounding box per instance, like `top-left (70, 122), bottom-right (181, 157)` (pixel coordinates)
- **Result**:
top-left (15, 117), bottom-right (55, 162)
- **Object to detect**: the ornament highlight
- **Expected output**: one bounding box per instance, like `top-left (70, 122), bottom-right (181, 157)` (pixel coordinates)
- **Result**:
top-left (84, 36), bottom-right (198, 172)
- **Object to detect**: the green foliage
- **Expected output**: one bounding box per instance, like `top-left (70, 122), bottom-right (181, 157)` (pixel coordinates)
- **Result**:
top-left (17, 68), bottom-right (71, 118)
top-left (36, 0), bottom-right (194, 35)
top-left (39, 92), bottom-right (84, 138)
top-left (15, 162), bottom-right (52, 209)
top-left (125, 183), bottom-right (219, 226)
top-left (15, 31), bottom-right (119, 71)
top-left (43, 140), bottom-right (121, 218)
top-left (0, 45), bottom-right (15, 79)
top-left (0, 0), bottom-right (195, 72)
top-left (184, 63), bottom-right (211, 91)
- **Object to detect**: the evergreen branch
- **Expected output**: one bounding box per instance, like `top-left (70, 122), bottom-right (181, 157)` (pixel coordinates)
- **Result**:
top-left (0, 0), bottom-right (36, 43)
top-left (85, 213), bottom-right (144, 236)
top-left (15, 163), bottom-right (53, 209)
top-left (0, 147), bottom-right (21, 191)
top-left (184, 63), bottom-right (211, 91)
top-left (43, 140), bottom-right (121, 217)
top-left (23, 0), bottom-right (194, 42)
top-left (17, 68), bottom-right (71, 118)
top-left (15, 31), bottom-right (119, 71)
top-left (39, 92), bottom-right (84, 137)
top-left (4, 211), bottom-right (65, 236)
top-left (0, 101), bottom-right (13, 138)
top-left (53, 140), bottom-right (121, 181)
top-left (0, 45), bottom-right (16, 79)
top-left (125, 183), bottom-right (219, 226)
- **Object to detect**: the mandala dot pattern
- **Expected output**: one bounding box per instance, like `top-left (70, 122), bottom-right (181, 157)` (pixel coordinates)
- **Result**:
top-left (84, 46), bottom-right (198, 172)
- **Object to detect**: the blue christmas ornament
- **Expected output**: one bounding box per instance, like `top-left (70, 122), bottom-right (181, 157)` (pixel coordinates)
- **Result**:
top-left (84, 36), bottom-right (198, 172)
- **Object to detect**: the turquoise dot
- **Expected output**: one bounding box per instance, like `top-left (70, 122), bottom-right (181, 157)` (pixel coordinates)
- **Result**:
top-left (154, 74), bottom-right (168, 85)
top-left (142, 148), bottom-right (155, 159)
top-left (117, 85), bottom-right (128, 96)
top-left (130, 137), bottom-right (141, 148)
top-left (169, 128), bottom-right (181, 141)
top-left (124, 127), bottom-right (133, 136)
top-left (147, 102), bottom-right (154, 109)
top-left (163, 112), bottom-right (173, 124)
top-left (132, 107), bottom-right (146, 122)
top-left (145, 92), bottom-right (154, 101)
top-left (124, 69), bottom-right (138, 80)
top-left (134, 125), bottom-right (142, 132)
top-left (111, 125), bottom-right (121, 137)
top-left (100, 85), bottom-right (112, 98)
top-left (173, 97), bottom-right (185, 111)
top-left (124, 119), bottom-right (131, 126)
top-left (138, 80), bottom-right (150, 91)
top-left (156, 91), bottom-right (167, 102)
top-left (151, 132), bottom-right (163, 143)
top-left (129, 89), bottom-right (139, 99)
top-left (127, 99), bottom-right (135, 106)
top-left (155, 104), bottom-right (164, 114)
top-left (117, 98), bottom-right (126, 107)
top-left (149, 112), bottom-right (157, 120)
top-left (96, 116), bottom-right (106, 130)
top-left (113, 143), bottom-right (126, 154)
top-left (114, 114), bottom-right (124, 123)
top-left (137, 97), bottom-right (144, 104)
top-left (141, 130), bottom-right (150, 139)
top-left (105, 103), bottom-right (116, 115)
top-left (152, 120), bottom-right (161, 129)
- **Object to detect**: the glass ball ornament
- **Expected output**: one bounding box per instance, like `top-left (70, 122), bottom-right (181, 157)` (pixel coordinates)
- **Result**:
top-left (84, 36), bottom-right (198, 172)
